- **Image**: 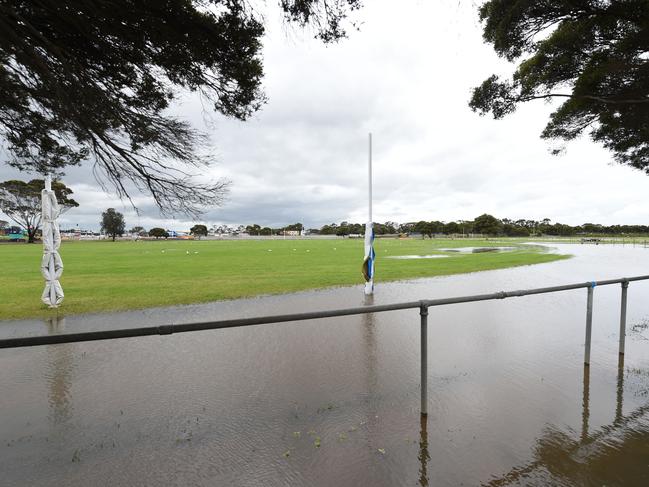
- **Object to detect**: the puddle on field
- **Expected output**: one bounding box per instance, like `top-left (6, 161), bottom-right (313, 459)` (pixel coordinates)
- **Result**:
top-left (439, 246), bottom-right (516, 253)
top-left (1, 243), bottom-right (649, 486)
top-left (386, 254), bottom-right (449, 260)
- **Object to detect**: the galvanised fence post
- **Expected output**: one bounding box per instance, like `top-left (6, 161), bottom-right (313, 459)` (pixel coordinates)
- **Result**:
top-left (619, 280), bottom-right (629, 355)
top-left (420, 303), bottom-right (428, 416)
top-left (584, 283), bottom-right (595, 366)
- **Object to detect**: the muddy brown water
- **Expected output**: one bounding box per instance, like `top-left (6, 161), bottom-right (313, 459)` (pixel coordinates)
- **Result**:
top-left (1, 243), bottom-right (649, 486)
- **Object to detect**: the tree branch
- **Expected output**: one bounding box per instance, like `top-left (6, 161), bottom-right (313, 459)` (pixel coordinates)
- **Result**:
top-left (520, 93), bottom-right (649, 104)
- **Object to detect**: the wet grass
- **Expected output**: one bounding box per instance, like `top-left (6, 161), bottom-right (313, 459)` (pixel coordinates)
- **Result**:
top-left (0, 238), bottom-right (568, 320)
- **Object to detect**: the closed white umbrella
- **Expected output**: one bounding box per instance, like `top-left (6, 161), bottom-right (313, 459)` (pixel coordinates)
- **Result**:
top-left (41, 176), bottom-right (64, 307)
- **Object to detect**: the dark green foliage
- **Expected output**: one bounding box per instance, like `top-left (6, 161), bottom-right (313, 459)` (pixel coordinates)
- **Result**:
top-left (100, 208), bottom-right (125, 242)
top-left (0, 1), bottom-right (359, 215)
top-left (284, 222), bottom-right (304, 232)
top-left (443, 221), bottom-right (460, 234)
top-left (315, 218), bottom-right (648, 237)
top-left (279, 0), bottom-right (362, 43)
top-left (374, 222), bottom-right (397, 234)
top-left (149, 227), bottom-right (169, 239)
top-left (473, 213), bottom-right (503, 236)
top-left (190, 224), bottom-right (208, 238)
top-left (414, 220), bottom-right (432, 238)
top-left (470, 1), bottom-right (649, 171)
top-left (0, 179), bottom-right (78, 242)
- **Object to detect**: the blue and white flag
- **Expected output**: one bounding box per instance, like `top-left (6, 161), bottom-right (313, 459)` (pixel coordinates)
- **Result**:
top-left (362, 221), bottom-right (375, 294)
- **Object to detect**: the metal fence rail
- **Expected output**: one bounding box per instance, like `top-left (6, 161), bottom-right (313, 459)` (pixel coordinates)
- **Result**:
top-left (2, 274), bottom-right (649, 415)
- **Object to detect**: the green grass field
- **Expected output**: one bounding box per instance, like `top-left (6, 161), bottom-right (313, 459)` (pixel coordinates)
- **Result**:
top-left (0, 238), bottom-right (568, 320)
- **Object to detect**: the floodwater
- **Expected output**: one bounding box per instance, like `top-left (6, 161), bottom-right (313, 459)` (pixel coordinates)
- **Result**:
top-left (439, 246), bottom-right (516, 253)
top-left (1, 243), bottom-right (649, 486)
top-left (386, 254), bottom-right (449, 260)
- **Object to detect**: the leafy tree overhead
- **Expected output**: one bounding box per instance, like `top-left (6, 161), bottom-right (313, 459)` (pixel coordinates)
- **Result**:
top-left (190, 224), bottom-right (208, 239)
top-left (101, 208), bottom-right (125, 242)
top-left (149, 227), bottom-right (168, 239)
top-left (0, 179), bottom-right (78, 243)
top-left (470, 1), bottom-right (649, 171)
top-left (0, 1), bottom-right (360, 216)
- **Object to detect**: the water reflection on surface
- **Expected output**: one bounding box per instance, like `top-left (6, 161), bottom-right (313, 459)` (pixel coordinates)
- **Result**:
top-left (45, 317), bottom-right (75, 426)
top-left (418, 414), bottom-right (429, 487)
top-left (1, 243), bottom-right (649, 486)
top-left (484, 357), bottom-right (649, 486)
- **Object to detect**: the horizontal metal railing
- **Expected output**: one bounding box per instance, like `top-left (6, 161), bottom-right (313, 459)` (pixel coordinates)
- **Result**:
top-left (2, 274), bottom-right (649, 414)
top-left (1, 275), bottom-right (647, 349)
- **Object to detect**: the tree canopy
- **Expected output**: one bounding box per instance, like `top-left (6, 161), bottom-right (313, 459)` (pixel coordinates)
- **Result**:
top-left (0, 0), bottom-right (360, 216)
top-left (100, 208), bottom-right (125, 241)
top-left (470, 1), bottom-right (649, 171)
top-left (0, 178), bottom-right (78, 242)
top-left (471, 214), bottom-right (503, 236)
top-left (149, 227), bottom-right (169, 239)
top-left (190, 224), bottom-right (208, 238)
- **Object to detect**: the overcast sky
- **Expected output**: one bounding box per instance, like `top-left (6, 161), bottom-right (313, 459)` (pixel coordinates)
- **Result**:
top-left (2, 0), bottom-right (648, 231)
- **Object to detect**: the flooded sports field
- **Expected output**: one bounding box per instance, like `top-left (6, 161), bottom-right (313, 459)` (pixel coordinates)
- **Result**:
top-left (1, 243), bottom-right (648, 486)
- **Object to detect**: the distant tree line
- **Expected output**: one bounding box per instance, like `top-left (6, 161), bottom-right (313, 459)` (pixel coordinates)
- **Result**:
top-left (243, 223), bottom-right (304, 236)
top-left (308, 215), bottom-right (649, 237)
top-left (44, 214), bottom-right (649, 243)
top-left (316, 221), bottom-right (399, 236)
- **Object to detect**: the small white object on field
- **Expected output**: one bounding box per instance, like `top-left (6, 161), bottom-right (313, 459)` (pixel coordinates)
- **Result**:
top-left (194, 251), bottom-right (198, 254)
top-left (306, 250), bottom-right (310, 252)
top-left (161, 250), bottom-right (165, 253)
top-left (333, 248), bottom-right (336, 250)
top-left (186, 251), bottom-right (189, 254)
top-left (268, 249), bottom-right (272, 252)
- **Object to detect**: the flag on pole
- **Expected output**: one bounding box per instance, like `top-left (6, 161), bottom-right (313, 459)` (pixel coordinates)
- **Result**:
top-left (362, 221), bottom-right (375, 294)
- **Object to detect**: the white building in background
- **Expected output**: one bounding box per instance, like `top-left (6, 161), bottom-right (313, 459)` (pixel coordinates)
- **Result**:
top-left (61, 229), bottom-right (99, 240)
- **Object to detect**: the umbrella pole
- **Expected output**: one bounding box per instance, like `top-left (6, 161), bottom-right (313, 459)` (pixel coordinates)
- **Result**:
top-left (49, 255), bottom-right (56, 306)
